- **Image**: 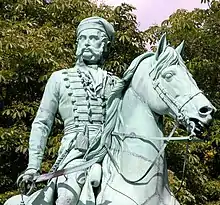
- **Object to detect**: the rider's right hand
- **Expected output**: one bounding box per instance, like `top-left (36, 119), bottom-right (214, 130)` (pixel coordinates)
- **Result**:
top-left (17, 168), bottom-right (39, 195)
top-left (21, 168), bottom-right (38, 183)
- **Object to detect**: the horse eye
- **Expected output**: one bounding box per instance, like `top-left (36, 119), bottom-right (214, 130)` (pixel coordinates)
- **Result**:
top-left (164, 72), bottom-right (174, 81)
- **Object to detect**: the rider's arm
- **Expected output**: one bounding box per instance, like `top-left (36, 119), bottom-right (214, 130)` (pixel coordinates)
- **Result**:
top-left (27, 72), bottom-right (60, 171)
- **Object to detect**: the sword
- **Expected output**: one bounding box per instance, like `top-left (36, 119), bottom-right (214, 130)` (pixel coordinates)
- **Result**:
top-left (34, 157), bottom-right (98, 182)
top-left (17, 157), bottom-right (99, 195)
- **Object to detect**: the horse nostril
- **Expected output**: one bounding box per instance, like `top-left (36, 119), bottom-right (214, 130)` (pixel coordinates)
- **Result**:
top-left (199, 106), bottom-right (213, 116)
top-left (200, 107), bottom-right (209, 113)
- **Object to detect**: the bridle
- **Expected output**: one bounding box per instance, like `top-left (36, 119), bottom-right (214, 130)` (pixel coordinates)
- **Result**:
top-left (152, 79), bottom-right (203, 129)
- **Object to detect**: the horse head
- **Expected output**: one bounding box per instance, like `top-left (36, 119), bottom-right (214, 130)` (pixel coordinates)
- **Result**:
top-left (132, 34), bottom-right (216, 136)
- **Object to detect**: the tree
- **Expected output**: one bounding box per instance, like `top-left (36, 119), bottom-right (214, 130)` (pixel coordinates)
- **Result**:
top-left (144, 2), bottom-right (220, 204)
top-left (0, 0), bottom-right (147, 202)
top-left (1, 0), bottom-right (220, 204)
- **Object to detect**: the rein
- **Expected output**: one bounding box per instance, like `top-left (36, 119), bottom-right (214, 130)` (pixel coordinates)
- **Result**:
top-left (106, 122), bottom-right (199, 185)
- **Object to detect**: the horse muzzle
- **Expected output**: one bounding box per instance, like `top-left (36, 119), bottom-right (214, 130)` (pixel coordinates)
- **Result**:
top-left (187, 104), bottom-right (216, 138)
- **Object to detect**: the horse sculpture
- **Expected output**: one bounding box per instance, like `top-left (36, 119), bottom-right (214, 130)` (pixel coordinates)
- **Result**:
top-left (4, 35), bottom-right (215, 205)
top-left (95, 34), bottom-right (215, 205)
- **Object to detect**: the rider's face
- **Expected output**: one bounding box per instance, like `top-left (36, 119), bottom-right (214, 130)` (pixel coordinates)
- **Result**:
top-left (76, 29), bottom-right (104, 64)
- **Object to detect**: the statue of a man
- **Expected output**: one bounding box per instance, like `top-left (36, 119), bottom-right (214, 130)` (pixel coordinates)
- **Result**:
top-left (20, 16), bottom-right (118, 205)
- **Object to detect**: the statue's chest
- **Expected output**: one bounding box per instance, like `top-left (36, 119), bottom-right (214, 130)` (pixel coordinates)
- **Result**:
top-left (61, 69), bottom-right (110, 126)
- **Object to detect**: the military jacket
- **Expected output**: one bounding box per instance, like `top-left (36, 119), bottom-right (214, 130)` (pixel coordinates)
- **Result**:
top-left (28, 66), bottom-right (118, 170)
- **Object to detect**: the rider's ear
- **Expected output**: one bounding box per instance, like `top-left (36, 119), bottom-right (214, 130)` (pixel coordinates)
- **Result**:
top-left (103, 41), bottom-right (111, 52)
top-left (102, 41), bottom-right (111, 60)
top-left (155, 33), bottom-right (167, 61)
top-left (176, 41), bottom-right (185, 56)
top-left (106, 41), bottom-right (111, 50)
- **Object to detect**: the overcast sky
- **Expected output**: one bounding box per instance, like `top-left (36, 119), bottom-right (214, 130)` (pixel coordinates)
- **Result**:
top-left (97, 0), bottom-right (208, 30)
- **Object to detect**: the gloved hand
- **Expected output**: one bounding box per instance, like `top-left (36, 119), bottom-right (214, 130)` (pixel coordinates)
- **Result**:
top-left (17, 168), bottom-right (39, 195)
top-left (21, 168), bottom-right (38, 183)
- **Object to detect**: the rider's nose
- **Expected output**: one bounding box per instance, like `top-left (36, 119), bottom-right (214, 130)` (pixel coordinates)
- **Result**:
top-left (85, 39), bottom-right (90, 47)
top-left (199, 106), bottom-right (215, 117)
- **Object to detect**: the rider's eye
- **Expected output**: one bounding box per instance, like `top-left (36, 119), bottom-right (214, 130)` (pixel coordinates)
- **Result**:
top-left (79, 35), bottom-right (86, 41)
top-left (90, 35), bottom-right (99, 40)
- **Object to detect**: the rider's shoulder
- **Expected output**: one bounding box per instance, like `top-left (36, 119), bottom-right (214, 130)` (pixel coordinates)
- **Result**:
top-left (50, 69), bottom-right (64, 76)
top-left (46, 68), bottom-right (69, 85)
top-left (50, 67), bottom-right (75, 79)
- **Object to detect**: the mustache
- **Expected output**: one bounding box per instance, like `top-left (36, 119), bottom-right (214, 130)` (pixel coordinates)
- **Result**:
top-left (76, 45), bottom-right (104, 57)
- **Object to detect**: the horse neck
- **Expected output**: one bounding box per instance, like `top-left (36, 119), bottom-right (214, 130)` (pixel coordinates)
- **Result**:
top-left (117, 86), bottom-right (163, 139)
top-left (130, 55), bottom-right (153, 97)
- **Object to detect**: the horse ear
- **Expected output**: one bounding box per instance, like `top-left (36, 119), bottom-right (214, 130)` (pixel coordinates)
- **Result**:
top-left (176, 41), bottom-right (185, 56)
top-left (155, 33), bottom-right (167, 61)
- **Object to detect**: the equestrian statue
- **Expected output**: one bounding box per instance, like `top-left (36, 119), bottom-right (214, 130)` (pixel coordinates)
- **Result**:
top-left (4, 16), bottom-right (216, 205)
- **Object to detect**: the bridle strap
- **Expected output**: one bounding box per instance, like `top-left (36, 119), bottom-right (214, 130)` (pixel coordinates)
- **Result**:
top-left (153, 80), bottom-right (202, 125)
top-left (178, 91), bottom-right (203, 111)
top-left (153, 81), bottom-right (180, 115)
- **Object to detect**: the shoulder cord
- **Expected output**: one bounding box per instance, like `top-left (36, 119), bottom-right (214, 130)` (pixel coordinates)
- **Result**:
top-left (49, 136), bottom-right (76, 172)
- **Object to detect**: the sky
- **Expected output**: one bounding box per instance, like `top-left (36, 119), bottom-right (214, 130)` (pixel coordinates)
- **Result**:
top-left (96, 0), bottom-right (208, 30)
